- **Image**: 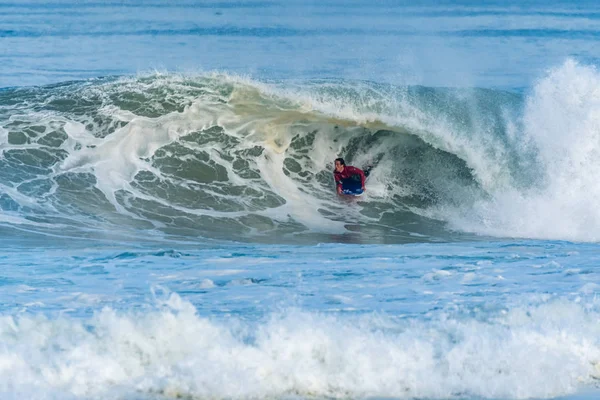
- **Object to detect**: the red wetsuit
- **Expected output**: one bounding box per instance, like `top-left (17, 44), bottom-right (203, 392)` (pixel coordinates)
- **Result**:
top-left (333, 166), bottom-right (366, 192)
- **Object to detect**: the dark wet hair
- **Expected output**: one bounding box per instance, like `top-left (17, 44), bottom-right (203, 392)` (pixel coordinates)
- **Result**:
top-left (334, 157), bottom-right (345, 166)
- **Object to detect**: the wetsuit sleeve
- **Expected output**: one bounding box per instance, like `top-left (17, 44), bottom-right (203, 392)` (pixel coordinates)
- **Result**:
top-left (346, 166), bottom-right (366, 187)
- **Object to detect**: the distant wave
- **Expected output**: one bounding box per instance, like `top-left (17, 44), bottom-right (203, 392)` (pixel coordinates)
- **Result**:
top-left (4, 27), bottom-right (598, 39)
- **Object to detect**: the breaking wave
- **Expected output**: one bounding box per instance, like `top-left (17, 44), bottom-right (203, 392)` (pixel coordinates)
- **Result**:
top-left (0, 59), bottom-right (599, 243)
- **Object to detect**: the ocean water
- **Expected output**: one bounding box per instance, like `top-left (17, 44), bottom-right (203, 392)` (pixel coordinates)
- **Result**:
top-left (1, 1), bottom-right (600, 399)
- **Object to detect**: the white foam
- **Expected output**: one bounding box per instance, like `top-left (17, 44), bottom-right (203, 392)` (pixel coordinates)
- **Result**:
top-left (0, 126), bottom-right (8, 153)
top-left (255, 148), bottom-right (346, 233)
top-left (44, 77), bottom-right (356, 233)
top-left (0, 211), bottom-right (59, 228)
top-left (1, 294), bottom-right (599, 400)
top-left (447, 60), bottom-right (600, 242)
top-left (0, 183), bottom-right (42, 210)
top-left (198, 279), bottom-right (216, 289)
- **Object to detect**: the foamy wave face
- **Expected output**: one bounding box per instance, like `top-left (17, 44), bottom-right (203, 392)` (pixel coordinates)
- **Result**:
top-left (446, 60), bottom-right (600, 242)
top-left (0, 74), bottom-right (491, 243)
top-left (1, 293), bottom-right (599, 400)
top-left (6, 65), bottom-right (600, 243)
top-left (0, 76), bottom-right (352, 242)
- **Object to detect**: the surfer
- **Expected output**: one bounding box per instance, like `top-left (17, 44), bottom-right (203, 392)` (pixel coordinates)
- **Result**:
top-left (333, 157), bottom-right (369, 195)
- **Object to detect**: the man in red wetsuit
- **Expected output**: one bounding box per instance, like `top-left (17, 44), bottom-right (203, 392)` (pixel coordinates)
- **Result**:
top-left (333, 157), bottom-right (366, 195)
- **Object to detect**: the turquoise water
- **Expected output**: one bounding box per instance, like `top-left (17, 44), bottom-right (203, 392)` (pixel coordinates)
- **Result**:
top-left (1, 1), bottom-right (600, 399)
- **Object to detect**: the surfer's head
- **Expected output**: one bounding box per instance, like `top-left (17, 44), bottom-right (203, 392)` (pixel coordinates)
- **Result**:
top-left (334, 158), bottom-right (345, 173)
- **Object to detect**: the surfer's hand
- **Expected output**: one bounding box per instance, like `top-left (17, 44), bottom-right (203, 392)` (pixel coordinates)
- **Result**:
top-left (362, 186), bottom-right (365, 191)
top-left (337, 186), bottom-right (342, 195)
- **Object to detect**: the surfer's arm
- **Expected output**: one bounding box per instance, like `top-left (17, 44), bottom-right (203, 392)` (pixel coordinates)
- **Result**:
top-left (333, 172), bottom-right (343, 194)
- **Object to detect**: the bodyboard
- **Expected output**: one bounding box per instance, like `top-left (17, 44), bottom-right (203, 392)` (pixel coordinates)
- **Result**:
top-left (340, 166), bottom-right (372, 196)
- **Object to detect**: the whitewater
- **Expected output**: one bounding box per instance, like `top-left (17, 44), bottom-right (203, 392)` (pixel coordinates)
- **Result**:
top-left (1, 1), bottom-right (600, 399)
